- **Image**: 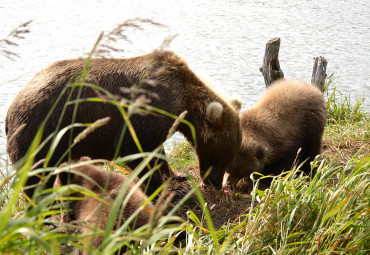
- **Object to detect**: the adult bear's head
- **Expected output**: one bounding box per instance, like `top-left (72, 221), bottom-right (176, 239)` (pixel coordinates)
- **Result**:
top-left (196, 100), bottom-right (242, 188)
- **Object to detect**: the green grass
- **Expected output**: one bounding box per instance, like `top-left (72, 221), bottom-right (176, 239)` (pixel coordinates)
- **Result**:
top-left (321, 74), bottom-right (369, 166)
top-left (180, 157), bottom-right (369, 254)
top-left (323, 74), bottom-right (368, 125)
top-left (168, 140), bottom-right (198, 169)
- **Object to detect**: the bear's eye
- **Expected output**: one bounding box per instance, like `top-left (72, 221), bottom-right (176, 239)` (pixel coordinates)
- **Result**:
top-left (240, 150), bottom-right (249, 159)
top-left (255, 146), bottom-right (265, 160)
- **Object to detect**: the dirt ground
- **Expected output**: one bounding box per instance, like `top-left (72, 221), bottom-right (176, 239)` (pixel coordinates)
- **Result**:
top-left (168, 165), bottom-right (256, 229)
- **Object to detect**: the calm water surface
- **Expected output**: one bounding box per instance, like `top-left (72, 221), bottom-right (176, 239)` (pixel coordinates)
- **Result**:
top-left (0, 0), bottom-right (369, 157)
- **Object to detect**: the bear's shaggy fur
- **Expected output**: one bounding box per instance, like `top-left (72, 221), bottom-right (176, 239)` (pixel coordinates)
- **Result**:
top-left (224, 79), bottom-right (327, 187)
top-left (54, 157), bottom-right (155, 254)
top-left (6, 50), bottom-right (241, 196)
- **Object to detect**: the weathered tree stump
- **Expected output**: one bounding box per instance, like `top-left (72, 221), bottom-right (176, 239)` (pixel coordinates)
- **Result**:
top-left (311, 56), bottom-right (327, 90)
top-left (259, 37), bottom-right (284, 87)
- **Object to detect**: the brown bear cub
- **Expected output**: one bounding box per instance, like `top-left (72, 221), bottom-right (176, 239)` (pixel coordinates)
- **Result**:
top-left (6, 50), bottom-right (241, 197)
top-left (54, 157), bottom-right (155, 254)
top-left (224, 79), bottom-right (327, 188)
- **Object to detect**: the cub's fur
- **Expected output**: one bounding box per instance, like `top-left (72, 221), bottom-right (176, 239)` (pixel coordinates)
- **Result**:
top-left (6, 50), bottom-right (241, 196)
top-left (54, 157), bottom-right (154, 254)
top-left (224, 79), bottom-right (327, 187)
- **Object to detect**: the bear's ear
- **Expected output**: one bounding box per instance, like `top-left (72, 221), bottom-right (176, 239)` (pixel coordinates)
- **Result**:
top-left (230, 99), bottom-right (242, 112)
top-left (206, 102), bottom-right (224, 123)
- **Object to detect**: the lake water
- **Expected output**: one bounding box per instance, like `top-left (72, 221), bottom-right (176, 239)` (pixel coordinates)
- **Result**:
top-left (0, 0), bottom-right (369, 158)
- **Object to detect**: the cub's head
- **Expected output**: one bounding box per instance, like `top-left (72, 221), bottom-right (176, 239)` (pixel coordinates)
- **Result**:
top-left (196, 100), bottom-right (242, 188)
top-left (223, 138), bottom-right (269, 187)
top-left (54, 157), bottom-right (107, 192)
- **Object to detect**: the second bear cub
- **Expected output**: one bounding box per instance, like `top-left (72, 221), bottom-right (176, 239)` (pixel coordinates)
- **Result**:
top-left (54, 157), bottom-right (155, 253)
top-left (224, 79), bottom-right (327, 187)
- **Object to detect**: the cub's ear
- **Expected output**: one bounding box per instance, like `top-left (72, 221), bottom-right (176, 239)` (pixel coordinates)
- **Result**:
top-left (79, 156), bottom-right (92, 162)
top-left (54, 173), bottom-right (63, 188)
top-left (206, 102), bottom-right (224, 124)
top-left (230, 99), bottom-right (242, 112)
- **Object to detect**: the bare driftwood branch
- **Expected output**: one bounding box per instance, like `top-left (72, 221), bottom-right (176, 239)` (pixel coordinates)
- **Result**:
top-left (311, 56), bottom-right (327, 90)
top-left (259, 37), bottom-right (284, 87)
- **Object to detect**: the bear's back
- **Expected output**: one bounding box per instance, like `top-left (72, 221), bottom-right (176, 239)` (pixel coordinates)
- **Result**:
top-left (255, 79), bottom-right (325, 118)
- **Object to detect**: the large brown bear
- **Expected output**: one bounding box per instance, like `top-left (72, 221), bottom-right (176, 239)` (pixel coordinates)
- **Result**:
top-left (223, 79), bottom-right (327, 187)
top-left (54, 157), bottom-right (155, 254)
top-left (6, 50), bottom-right (241, 196)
